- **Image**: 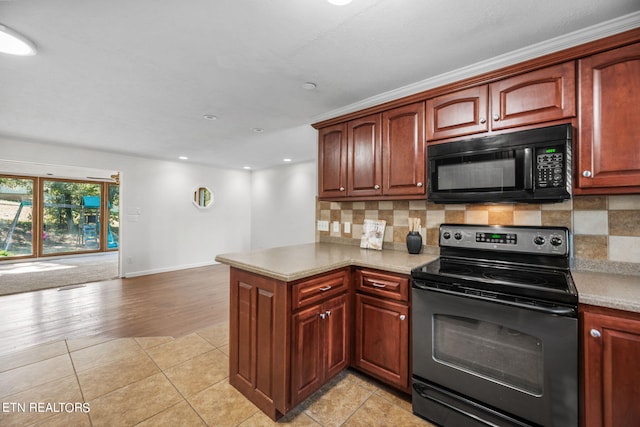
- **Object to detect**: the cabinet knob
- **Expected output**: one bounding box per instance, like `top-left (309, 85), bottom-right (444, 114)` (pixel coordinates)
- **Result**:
top-left (400, 315), bottom-right (406, 321)
top-left (319, 285), bottom-right (332, 292)
top-left (582, 170), bottom-right (592, 178)
top-left (480, 117), bottom-right (486, 124)
top-left (320, 313), bottom-right (326, 319)
top-left (417, 182), bottom-right (423, 187)
top-left (325, 310), bottom-right (331, 317)
top-left (590, 328), bottom-right (601, 338)
top-left (339, 187), bottom-right (345, 192)
top-left (374, 184), bottom-right (380, 190)
top-left (493, 114), bottom-right (500, 121)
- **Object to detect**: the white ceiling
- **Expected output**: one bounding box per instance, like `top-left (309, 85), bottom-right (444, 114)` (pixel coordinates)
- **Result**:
top-left (1, 0), bottom-right (639, 170)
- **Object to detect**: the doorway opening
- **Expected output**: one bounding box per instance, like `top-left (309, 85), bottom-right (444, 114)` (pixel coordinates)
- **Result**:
top-left (0, 172), bottom-right (120, 295)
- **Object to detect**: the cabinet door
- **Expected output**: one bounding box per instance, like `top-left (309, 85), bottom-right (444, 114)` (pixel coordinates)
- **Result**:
top-left (348, 114), bottom-right (382, 197)
top-left (354, 293), bottom-right (409, 391)
top-left (291, 304), bottom-right (323, 405)
top-left (490, 61), bottom-right (575, 130)
top-left (318, 123), bottom-right (348, 198)
top-left (582, 308), bottom-right (640, 427)
top-left (426, 85), bottom-right (489, 141)
top-left (323, 294), bottom-right (349, 379)
top-left (229, 268), bottom-right (287, 419)
top-left (578, 42), bottom-right (640, 191)
top-left (382, 102), bottom-right (426, 196)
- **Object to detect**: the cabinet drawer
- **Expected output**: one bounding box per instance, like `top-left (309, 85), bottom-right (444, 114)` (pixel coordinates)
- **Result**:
top-left (356, 269), bottom-right (409, 302)
top-left (292, 269), bottom-right (350, 311)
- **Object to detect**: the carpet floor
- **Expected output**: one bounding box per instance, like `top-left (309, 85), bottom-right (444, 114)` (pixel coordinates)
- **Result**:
top-left (0, 253), bottom-right (119, 296)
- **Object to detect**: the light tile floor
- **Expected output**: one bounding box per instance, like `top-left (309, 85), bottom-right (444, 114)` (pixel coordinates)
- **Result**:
top-left (0, 321), bottom-right (434, 426)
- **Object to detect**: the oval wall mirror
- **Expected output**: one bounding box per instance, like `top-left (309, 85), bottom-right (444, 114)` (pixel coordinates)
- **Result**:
top-left (193, 186), bottom-right (213, 208)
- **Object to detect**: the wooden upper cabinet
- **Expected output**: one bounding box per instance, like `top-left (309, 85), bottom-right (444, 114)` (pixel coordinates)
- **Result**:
top-left (348, 114), bottom-right (383, 197)
top-left (382, 102), bottom-right (426, 196)
top-left (490, 61), bottom-right (575, 130)
top-left (426, 86), bottom-right (489, 141)
top-left (426, 62), bottom-right (576, 141)
top-left (318, 123), bottom-right (347, 198)
top-left (577, 42), bottom-right (640, 193)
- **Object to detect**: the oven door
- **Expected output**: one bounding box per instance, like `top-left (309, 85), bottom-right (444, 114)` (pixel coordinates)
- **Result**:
top-left (412, 285), bottom-right (577, 427)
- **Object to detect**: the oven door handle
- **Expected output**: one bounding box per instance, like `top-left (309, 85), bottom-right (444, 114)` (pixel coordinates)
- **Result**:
top-left (413, 282), bottom-right (577, 316)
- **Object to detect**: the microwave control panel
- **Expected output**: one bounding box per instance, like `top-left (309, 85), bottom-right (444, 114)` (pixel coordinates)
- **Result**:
top-left (536, 146), bottom-right (565, 188)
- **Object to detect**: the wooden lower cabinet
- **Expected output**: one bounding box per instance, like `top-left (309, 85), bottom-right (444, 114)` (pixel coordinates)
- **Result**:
top-left (229, 267), bottom-right (289, 420)
top-left (291, 293), bottom-right (349, 405)
top-left (229, 266), bottom-right (411, 420)
top-left (581, 305), bottom-right (640, 427)
top-left (353, 284), bottom-right (410, 393)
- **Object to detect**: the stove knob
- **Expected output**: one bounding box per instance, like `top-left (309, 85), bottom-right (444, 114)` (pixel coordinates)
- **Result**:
top-left (550, 236), bottom-right (563, 246)
top-left (454, 232), bottom-right (462, 240)
top-left (442, 231), bottom-right (451, 240)
top-left (533, 236), bottom-right (546, 246)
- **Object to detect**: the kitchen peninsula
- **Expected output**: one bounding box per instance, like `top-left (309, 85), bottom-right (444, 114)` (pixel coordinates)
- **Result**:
top-left (215, 242), bottom-right (436, 420)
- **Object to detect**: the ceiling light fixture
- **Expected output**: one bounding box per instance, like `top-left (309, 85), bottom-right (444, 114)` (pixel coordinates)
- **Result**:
top-left (327, 0), bottom-right (352, 5)
top-left (283, 158), bottom-right (292, 162)
top-left (302, 82), bottom-right (317, 90)
top-left (203, 114), bottom-right (217, 120)
top-left (178, 156), bottom-right (188, 160)
top-left (0, 24), bottom-right (37, 56)
top-left (243, 166), bottom-right (252, 170)
top-left (252, 128), bottom-right (264, 133)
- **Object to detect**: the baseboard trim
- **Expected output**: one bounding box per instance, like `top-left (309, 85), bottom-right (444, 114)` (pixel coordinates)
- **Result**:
top-left (122, 261), bottom-right (219, 278)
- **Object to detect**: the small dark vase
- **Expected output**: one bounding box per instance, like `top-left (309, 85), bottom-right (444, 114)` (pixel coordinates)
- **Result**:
top-left (406, 231), bottom-right (422, 254)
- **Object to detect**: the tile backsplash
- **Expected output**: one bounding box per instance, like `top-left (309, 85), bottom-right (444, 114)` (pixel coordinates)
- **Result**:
top-left (316, 195), bottom-right (640, 273)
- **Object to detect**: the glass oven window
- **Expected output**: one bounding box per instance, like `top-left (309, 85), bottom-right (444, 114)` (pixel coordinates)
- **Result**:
top-left (433, 315), bottom-right (543, 396)
top-left (437, 158), bottom-right (516, 190)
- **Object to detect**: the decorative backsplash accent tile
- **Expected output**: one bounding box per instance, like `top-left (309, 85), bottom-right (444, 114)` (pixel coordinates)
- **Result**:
top-left (316, 195), bottom-right (640, 267)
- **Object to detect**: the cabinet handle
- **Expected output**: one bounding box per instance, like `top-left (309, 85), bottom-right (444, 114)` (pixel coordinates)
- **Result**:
top-left (582, 170), bottom-right (592, 178)
top-left (493, 114), bottom-right (500, 121)
top-left (417, 182), bottom-right (423, 187)
top-left (339, 187), bottom-right (345, 192)
top-left (590, 328), bottom-right (601, 338)
top-left (374, 184), bottom-right (380, 190)
top-left (319, 285), bottom-right (332, 292)
top-left (326, 310), bottom-right (331, 317)
top-left (371, 282), bottom-right (387, 288)
top-left (400, 315), bottom-right (406, 321)
top-left (480, 117), bottom-right (486, 124)
top-left (320, 313), bottom-right (326, 319)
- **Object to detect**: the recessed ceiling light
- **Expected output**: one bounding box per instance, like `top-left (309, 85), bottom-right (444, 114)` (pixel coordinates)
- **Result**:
top-left (302, 82), bottom-right (317, 90)
top-left (283, 158), bottom-right (292, 162)
top-left (327, 0), bottom-right (352, 5)
top-left (178, 156), bottom-right (188, 160)
top-left (203, 114), bottom-right (217, 120)
top-left (243, 166), bottom-right (252, 170)
top-left (252, 128), bottom-right (264, 133)
top-left (0, 24), bottom-right (37, 56)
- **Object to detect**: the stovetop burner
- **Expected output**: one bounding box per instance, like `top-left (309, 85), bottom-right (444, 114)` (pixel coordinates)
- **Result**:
top-left (411, 224), bottom-right (578, 306)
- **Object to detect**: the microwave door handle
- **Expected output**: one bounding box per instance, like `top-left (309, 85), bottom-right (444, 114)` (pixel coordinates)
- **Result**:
top-left (523, 148), bottom-right (533, 190)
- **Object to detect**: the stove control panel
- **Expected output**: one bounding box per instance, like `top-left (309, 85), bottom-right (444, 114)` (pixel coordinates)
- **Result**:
top-left (440, 224), bottom-right (569, 256)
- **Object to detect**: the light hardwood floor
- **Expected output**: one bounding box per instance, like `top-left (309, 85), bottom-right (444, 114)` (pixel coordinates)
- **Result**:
top-left (0, 264), bottom-right (230, 356)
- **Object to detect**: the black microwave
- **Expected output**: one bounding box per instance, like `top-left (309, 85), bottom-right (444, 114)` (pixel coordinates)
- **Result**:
top-left (427, 124), bottom-right (572, 203)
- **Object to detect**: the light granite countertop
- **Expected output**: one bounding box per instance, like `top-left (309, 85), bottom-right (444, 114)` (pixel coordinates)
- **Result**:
top-left (216, 242), bottom-right (640, 313)
top-left (215, 242), bottom-right (437, 282)
top-left (572, 270), bottom-right (640, 313)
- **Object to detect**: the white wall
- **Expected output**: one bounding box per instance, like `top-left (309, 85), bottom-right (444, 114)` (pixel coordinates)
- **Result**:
top-left (0, 136), bottom-right (252, 277)
top-left (250, 161), bottom-right (317, 249)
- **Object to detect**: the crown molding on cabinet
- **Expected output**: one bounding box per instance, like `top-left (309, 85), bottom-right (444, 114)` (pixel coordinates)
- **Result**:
top-left (311, 11), bottom-right (640, 125)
